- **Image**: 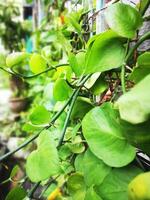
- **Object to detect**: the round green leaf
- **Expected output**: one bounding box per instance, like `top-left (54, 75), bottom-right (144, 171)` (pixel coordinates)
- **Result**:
top-left (82, 103), bottom-right (136, 167)
top-left (130, 52), bottom-right (150, 83)
top-left (74, 153), bottom-right (84, 172)
top-left (137, 52), bottom-right (150, 67)
top-left (29, 53), bottom-right (47, 74)
top-left (85, 30), bottom-right (125, 74)
top-left (58, 145), bottom-right (71, 160)
top-left (105, 3), bottom-right (143, 38)
top-left (116, 74), bottom-right (150, 124)
top-left (67, 173), bottom-right (86, 200)
top-left (95, 165), bottom-right (143, 200)
top-left (67, 136), bottom-right (85, 154)
top-left (83, 149), bottom-right (111, 187)
top-left (29, 106), bottom-right (51, 126)
top-left (26, 130), bottom-right (60, 182)
top-left (6, 52), bottom-right (29, 68)
top-left (53, 78), bottom-right (72, 101)
top-left (6, 186), bottom-right (27, 200)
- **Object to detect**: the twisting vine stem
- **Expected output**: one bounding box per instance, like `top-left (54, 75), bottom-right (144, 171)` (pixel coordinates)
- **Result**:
top-left (58, 75), bottom-right (91, 147)
top-left (0, 63), bottom-right (69, 79)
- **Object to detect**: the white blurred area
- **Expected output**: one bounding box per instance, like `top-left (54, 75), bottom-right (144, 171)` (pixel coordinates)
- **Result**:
top-left (0, 87), bottom-right (11, 121)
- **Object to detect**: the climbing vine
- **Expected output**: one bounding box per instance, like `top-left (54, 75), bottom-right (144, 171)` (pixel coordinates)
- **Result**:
top-left (1, 1), bottom-right (150, 199)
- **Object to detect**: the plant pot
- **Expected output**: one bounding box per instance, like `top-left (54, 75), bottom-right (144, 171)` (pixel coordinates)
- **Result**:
top-left (9, 97), bottom-right (30, 113)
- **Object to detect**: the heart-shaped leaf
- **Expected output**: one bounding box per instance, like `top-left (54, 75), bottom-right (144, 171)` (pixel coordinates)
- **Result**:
top-left (67, 173), bottom-right (86, 200)
top-left (29, 53), bottom-right (47, 74)
top-left (75, 153), bottom-right (84, 172)
top-left (6, 186), bottom-right (27, 200)
top-left (84, 30), bottom-right (125, 74)
top-left (53, 78), bottom-right (72, 101)
top-left (130, 52), bottom-right (150, 83)
top-left (26, 130), bottom-right (60, 182)
top-left (67, 136), bottom-right (85, 154)
top-left (82, 103), bottom-right (136, 167)
top-left (105, 3), bottom-right (143, 38)
top-left (116, 74), bottom-right (150, 124)
top-left (83, 149), bottom-right (111, 187)
top-left (29, 105), bottom-right (51, 126)
top-left (69, 51), bottom-right (85, 76)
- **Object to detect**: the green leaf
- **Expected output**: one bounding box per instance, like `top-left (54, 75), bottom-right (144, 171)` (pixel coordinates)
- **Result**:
top-left (29, 53), bottom-right (47, 74)
top-left (53, 78), bottom-right (72, 101)
top-left (22, 123), bottom-right (40, 132)
top-left (10, 165), bottom-right (20, 179)
top-left (83, 149), bottom-right (111, 187)
top-left (137, 52), bottom-right (150, 67)
top-left (67, 136), bottom-right (85, 154)
top-left (6, 52), bottom-right (29, 68)
top-left (74, 153), bottom-right (84, 172)
top-left (95, 165), bottom-right (143, 200)
top-left (71, 97), bottom-right (93, 119)
top-left (105, 3), bottom-right (143, 38)
top-left (85, 187), bottom-right (103, 200)
top-left (58, 145), bottom-right (71, 160)
top-left (26, 130), bottom-right (60, 182)
top-left (67, 173), bottom-right (86, 200)
top-left (67, 11), bottom-right (82, 35)
top-left (90, 75), bottom-right (108, 95)
top-left (116, 74), bottom-right (150, 124)
top-left (121, 119), bottom-right (150, 155)
top-left (130, 52), bottom-right (150, 83)
top-left (29, 106), bottom-right (51, 126)
top-left (84, 73), bottom-right (101, 89)
top-left (85, 30), bottom-right (125, 74)
top-left (5, 186), bottom-right (27, 200)
top-left (69, 52), bottom-right (85, 76)
top-left (82, 103), bottom-right (136, 167)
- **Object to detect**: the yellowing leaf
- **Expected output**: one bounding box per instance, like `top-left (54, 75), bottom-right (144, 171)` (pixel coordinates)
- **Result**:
top-left (29, 53), bottom-right (47, 74)
top-left (128, 172), bottom-right (150, 200)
